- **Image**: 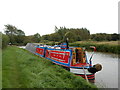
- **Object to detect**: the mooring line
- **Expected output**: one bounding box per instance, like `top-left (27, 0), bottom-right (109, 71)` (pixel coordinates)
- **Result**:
top-left (82, 65), bottom-right (89, 82)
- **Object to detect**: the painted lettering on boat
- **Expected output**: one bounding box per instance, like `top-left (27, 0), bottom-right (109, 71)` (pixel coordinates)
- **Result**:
top-left (36, 48), bottom-right (44, 55)
top-left (45, 50), bottom-right (70, 63)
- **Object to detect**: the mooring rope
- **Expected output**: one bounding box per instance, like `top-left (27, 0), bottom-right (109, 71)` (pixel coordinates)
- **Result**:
top-left (82, 65), bottom-right (89, 82)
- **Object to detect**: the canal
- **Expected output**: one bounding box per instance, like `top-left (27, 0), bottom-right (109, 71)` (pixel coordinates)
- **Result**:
top-left (86, 51), bottom-right (118, 88)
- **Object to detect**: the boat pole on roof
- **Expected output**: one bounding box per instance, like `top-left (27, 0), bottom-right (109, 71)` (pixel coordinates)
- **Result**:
top-left (89, 46), bottom-right (96, 67)
top-left (63, 32), bottom-right (70, 49)
top-left (66, 38), bottom-right (69, 49)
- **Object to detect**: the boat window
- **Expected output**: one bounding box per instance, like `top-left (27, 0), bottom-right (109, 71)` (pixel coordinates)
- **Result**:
top-left (72, 48), bottom-right (86, 65)
top-left (76, 48), bottom-right (86, 64)
top-left (76, 48), bottom-right (81, 63)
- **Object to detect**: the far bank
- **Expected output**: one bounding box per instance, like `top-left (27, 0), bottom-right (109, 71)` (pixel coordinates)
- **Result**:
top-left (69, 41), bottom-right (119, 54)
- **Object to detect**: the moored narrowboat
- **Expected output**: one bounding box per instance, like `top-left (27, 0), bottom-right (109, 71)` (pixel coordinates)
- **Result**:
top-left (26, 43), bottom-right (102, 83)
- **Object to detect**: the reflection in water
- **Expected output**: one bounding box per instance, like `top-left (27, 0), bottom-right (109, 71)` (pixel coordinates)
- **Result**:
top-left (86, 51), bottom-right (118, 88)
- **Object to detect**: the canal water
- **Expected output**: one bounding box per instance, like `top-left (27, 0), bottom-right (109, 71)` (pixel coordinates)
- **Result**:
top-left (86, 51), bottom-right (118, 88)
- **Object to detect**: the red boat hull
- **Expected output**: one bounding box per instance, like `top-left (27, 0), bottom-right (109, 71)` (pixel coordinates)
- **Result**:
top-left (76, 74), bottom-right (95, 83)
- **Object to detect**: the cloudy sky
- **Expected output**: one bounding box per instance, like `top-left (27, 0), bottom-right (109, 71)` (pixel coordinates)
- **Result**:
top-left (0, 0), bottom-right (119, 36)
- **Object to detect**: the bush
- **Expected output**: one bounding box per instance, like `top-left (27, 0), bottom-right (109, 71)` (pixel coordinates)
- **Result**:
top-left (2, 33), bottom-right (9, 49)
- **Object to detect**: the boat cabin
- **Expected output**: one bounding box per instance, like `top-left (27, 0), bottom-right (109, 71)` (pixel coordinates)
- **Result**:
top-left (71, 47), bottom-right (86, 65)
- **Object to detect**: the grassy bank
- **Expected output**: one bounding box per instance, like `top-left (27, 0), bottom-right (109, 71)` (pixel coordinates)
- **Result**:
top-left (0, 48), bottom-right (2, 89)
top-left (69, 41), bottom-right (119, 54)
top-left (2, 46), bottom-right (97, 88)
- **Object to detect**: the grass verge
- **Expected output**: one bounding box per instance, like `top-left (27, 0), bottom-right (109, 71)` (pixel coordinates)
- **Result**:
top-left (2, 46), bottom-right (97, 88)
top-left (0, 48), bottom-right (2, 89)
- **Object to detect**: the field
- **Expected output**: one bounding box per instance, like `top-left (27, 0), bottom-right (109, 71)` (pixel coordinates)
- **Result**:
top-left (2, 46), bottom-right (97, 88)
top-left (74, 41), bottom-right (118, 45)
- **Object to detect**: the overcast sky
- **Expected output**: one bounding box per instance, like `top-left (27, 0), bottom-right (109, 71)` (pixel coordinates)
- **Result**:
top-left (0, 0), bottom-right (119, 36)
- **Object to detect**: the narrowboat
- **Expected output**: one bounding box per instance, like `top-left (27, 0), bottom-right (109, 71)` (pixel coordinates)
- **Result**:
top-left (26, 42), bottom-right (102, 83)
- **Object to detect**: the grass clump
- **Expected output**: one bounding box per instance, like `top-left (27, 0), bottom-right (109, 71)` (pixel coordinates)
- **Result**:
top-left (2, 46), bottom-right (97, 88)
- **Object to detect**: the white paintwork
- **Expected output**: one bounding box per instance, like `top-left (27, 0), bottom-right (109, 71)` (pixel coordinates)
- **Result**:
top-left (70, 68), bottom-right (92, 75)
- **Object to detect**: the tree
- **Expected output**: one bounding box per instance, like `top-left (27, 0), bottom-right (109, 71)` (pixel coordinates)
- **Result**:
top-left (111, 33), bottom-right (119, 41)
top-left (15, 29), bottom-right (25, 44)
top-left (23, 35), bottom-right (34, 45)
top-left (16, 30), bottom-right (25, 36)
top-left (41, 34), bottom-right (50, 41)
top-left (90, 33), bottom-right (119, 41)
top-left (63, 31), bottom-right (76, 42)
top-left (4, 24), bottom-right (25, 45)
top-left (2, 33), bottom-right (10, 49)
top-left (33, 33), bottom-right (41, 43)
top-left (49, 33), bottom-right (61, 42)
top-left (54, 26), bottom-right (58, 32)
top-left (41, 26), bottom-right (91, 42)
top-left (4, 24), bottom-right (17, 44)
